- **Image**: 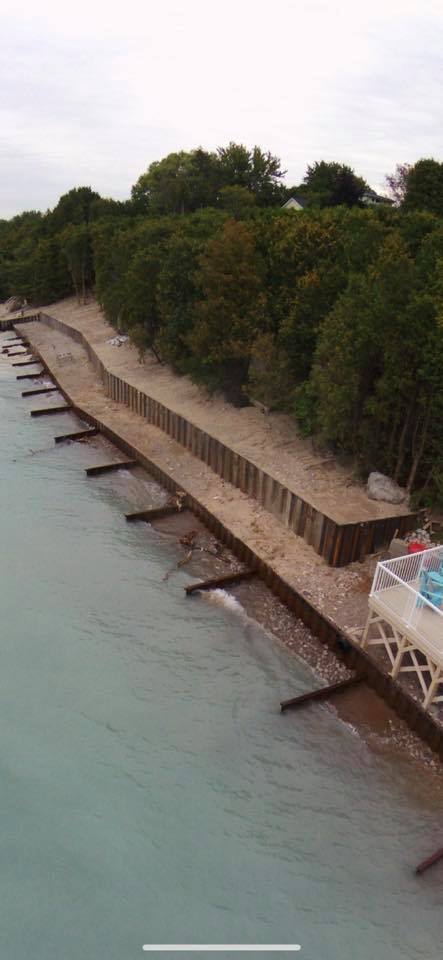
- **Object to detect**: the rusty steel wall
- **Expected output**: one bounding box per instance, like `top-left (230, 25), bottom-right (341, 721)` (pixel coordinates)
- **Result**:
top-left (37, 312), bottom-right (420, 566)
top-left (18, 328), bottom-right (443, 761)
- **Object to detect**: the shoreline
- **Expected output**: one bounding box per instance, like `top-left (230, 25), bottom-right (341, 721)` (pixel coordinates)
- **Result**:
top-left (5, 316), bottom-right (443, 767)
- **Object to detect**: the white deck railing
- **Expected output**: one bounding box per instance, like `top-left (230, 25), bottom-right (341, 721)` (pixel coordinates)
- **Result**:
top-left (371, 546), bottom-right (443, 655)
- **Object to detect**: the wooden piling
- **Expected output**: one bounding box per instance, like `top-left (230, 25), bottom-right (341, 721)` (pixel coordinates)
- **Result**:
top-left (280, 674), bottom-right (365, 712)
top-left (415, 847), bottom-right (443, 875)
top-left (22, 386), bottom-right (58, 397)
top-left (54, 428), bottom-right (99, 444)
top-left (12, 358), bottom-right (38, 367)
top-left (185, 569), bottom-right (256, 595)
top-left (86, 459), bottom-right (137, 477)
top-left (125, 504), bottom-right (183, 522)
top-left (30, 404), bottom-right (72, 417)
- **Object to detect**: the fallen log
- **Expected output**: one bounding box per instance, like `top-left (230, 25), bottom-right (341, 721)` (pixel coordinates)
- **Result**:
top-left (280, 674), bottom-right (365, 712)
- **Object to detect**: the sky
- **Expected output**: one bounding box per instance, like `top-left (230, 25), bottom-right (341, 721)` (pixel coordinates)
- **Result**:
top-left (0, 0), bottom-right (442, 218)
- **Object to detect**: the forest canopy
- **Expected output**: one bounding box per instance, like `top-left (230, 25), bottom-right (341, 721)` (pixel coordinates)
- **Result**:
top-left (1, 147), bottom-right (443, 507)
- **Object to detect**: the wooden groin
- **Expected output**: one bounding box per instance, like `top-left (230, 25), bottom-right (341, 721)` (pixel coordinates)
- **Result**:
top-left (8, 350), bottom-right (31, 358)
top-left (415, 847), bottom-right (443, 875)
top-left (280, 675), bottom-right (365, 712)
top-left (54, 428), bottom-right (99, 444)
top-left (12, 358), bottom-right (39, 367)
top-left (22, 386), bottom-right (58, 397)
top-left (16, 371), bottom-right (44, 381)
top-left (30, 404), bottom-right (71, 417)
top-left (86, 459), bottom-right (137, 477)
top-left (17, 326), bottom-right (443, 762)
top-left (185, 569), bottom-right (256, 595)
top-left (125, 504), bottom-right (184, 522)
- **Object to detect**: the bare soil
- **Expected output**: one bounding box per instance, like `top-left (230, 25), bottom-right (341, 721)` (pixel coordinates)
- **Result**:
top-left (35, 297), bottom-right (411, 525)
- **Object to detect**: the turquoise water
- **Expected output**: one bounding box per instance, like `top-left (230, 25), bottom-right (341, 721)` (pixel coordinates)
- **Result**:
top-left (0, 338), bottom-right (442, 960)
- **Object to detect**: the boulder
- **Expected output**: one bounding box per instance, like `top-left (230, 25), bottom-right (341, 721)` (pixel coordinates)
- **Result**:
top-left (367, 472), bottom-right (408, 504)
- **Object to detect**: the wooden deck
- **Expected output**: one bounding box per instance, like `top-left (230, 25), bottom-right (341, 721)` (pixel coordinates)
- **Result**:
top-left (370, 581), bottom-right (443, 667)
top-left (361, 573), bottom-right (443, 708)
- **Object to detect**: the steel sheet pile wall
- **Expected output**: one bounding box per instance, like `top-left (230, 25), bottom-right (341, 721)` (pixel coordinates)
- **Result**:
top-left (38, 312), bottom-right (419, 566)
top-left (19, 324), bottom-right (443, 758)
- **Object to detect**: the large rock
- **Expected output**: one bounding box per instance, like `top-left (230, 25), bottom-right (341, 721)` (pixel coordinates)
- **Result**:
top-left (367, 472), bottom-right (408, 504)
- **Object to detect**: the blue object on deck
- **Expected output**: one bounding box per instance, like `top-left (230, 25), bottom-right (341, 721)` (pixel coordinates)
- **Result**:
top-left (419, 569), bottom-right (443, 609)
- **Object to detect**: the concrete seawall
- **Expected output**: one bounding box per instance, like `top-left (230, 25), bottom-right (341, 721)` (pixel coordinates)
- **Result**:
top-left (31, 310), bottom-right (419, 566)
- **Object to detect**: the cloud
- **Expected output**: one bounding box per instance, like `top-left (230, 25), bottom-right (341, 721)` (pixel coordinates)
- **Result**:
top-left (1, 0), bottom-right (442, 216)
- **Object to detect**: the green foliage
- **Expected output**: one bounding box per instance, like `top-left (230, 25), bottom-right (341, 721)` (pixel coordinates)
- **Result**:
top-left (219, 185), bottom-right (257, 219)
top-left (303, 161), bottom-right (367, 208)
top-left (131, 142), bottom-right (285, 214)
top-left (2, 146), bottom-right (443, 505)
top-left (403, 159), bottom-right (443, 216)
top-left (188, 219), bottom-right (267, 401)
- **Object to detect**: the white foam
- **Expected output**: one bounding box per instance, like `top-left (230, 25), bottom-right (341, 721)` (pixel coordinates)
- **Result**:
top-left (205, 588), bottom-right (249, 620)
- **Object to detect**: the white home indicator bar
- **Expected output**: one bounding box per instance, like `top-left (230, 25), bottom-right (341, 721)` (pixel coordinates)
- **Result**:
top-left (142, 947), bottom-right (301, 953)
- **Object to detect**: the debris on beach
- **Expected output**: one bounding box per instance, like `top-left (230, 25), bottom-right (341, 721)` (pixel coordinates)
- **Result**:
top-left (107, 335), bottom-right (129, 347)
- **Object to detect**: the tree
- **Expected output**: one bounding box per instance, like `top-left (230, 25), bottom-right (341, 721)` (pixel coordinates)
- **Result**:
top-left (385, 163), bottom-right (411, 205)
top-left (303, 161), bottom-right (367, 208)
top-left (217, 143), bottom-right (285, 205)
top-left (189, 219), bottom-right (267, 400)
top-left (59, 224), bottom-right (93, 303)
top-left (403, 159), bottom-right (443, 216)
top-left (131, 149), bottom-right (220, 214)
top-left (49, 187), bottom-right (101, 232)
top-left (219, 185), bottom-right (256, 219)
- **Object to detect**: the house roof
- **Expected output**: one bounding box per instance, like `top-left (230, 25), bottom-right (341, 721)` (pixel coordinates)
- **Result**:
top-left (281, 195), bottom-right (308, 209)
top-left (362, 188), bottom-right (394, 204)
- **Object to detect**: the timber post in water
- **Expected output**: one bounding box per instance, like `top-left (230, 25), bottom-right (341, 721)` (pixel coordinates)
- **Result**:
top-left (415, 847), bottom-right (443, 876)
top-left (54, 428), bottom-right (99, 444)
top-left (280, 674), bottom-right (365, 712)
top-left (125, 504), bottom-right (185, 523)
top-left (85, 460), bottom-right (137, 477)
top-left (185, 569), bottom-right (257, 595)
top-left (12, 358), bottom-right (39, 367)
top-left (30, 404), bottom-right (72, 417)
top-left (22, 386), bottom-right (58, 397)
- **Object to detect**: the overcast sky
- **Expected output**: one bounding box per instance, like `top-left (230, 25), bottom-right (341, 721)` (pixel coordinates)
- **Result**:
top-left (0, 0), bottom-right (442, 218)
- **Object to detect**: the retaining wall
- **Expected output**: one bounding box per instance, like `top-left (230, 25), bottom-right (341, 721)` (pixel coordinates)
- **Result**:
top-left (35, 312), bottom-right (420, 565)
top-left (18, 327), bottom-right (443, 760)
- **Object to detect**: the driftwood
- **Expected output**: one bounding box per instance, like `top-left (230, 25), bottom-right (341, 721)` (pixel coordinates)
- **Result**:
top-left (163, 549), bottom-right (193, 582)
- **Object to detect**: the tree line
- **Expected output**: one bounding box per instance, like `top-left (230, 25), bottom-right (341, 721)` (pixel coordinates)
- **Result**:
top-left (1, 146), bottom-right (443, 506)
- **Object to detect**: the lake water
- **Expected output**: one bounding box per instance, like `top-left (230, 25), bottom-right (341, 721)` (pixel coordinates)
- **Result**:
top-left (0, 336), bottom-right (441, 960)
